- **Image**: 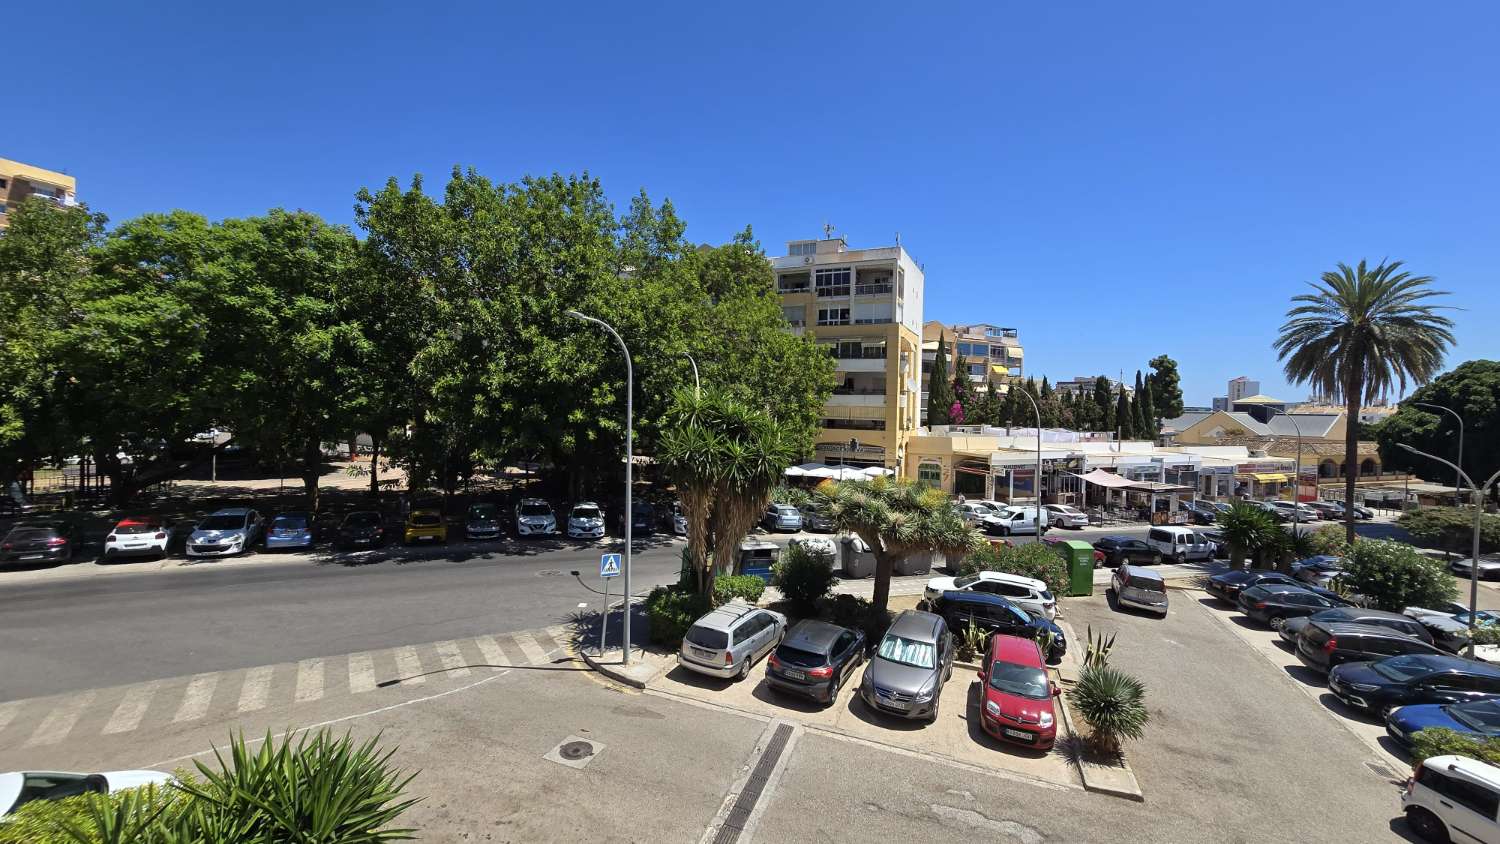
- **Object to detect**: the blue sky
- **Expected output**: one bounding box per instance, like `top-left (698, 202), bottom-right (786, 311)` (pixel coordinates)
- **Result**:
top-left (11, 1), bottom-right (1497, 406)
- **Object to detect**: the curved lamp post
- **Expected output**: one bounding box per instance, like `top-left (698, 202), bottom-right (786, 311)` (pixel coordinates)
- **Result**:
top-left (1397, 443), bottom-right (1500, 658)
top-left (1267, 408), bottom-right (1305, 537)
top-left (1013, 388), bottom-right (1044, 538)
top-left (566, 310), bottom-right (634, 665)
top-left (1413, 402), bottom-right (1465, 505)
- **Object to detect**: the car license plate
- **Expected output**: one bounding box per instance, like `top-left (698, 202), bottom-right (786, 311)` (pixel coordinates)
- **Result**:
top-left (1003, 728), bottom-right (1033, 741)
top-left (880, 696), bottom-right (908, 710)
top-left (692, 647), bottom-right (714, 659)
top-left (784, 669), bottom-right (806, 681)
top-left (20, 554), bottom-right (42, 560)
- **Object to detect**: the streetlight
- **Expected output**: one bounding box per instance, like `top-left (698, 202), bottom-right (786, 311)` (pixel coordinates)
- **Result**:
top-left (1013, 388), bottom-right (1044, 538)
top-left (566, 310), bottom-right (634, 666)
top-left (1267, 408), bottom-right (1305, 538)
top-left (1397, 443), bottom-right (1500, 658)
top-left (1414, 402), bottom-right (1465, 505)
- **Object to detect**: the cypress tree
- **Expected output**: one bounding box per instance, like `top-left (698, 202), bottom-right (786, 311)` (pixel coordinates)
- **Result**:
top-left (1131, 370), bottom-right (1148, 437)
top-left (927, 334), bottom-right (954, 427)
top-left (1141, 373), bottom-right (1158, 440)
top-left (1095, 377), bottom-right (1115, 432)
top-left (1115, 386), bottom-right (1133, 439)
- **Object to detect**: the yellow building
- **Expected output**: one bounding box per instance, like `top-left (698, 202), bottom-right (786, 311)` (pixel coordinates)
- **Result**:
top-left (919, 321), bottom-right (1023, 423)
top-left (0, 157), bottom-right (77, 229)
top-left (774, 236), bottom-right (924, 472)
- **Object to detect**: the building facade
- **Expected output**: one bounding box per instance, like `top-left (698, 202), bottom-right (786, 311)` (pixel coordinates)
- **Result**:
top-left (918, 321), bottom-right (1023, 424)
top-left (0, 157), bottom-right (77, 229)
top-left (1053, 375), bottom-right (1131, 400)
top-left (774, 236), bottom-right (924, 472)
top-left (1211, 375), bottom-right (1261, 412)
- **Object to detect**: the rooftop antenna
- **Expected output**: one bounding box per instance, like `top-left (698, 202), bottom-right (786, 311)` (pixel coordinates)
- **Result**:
top-left (895, 231), bottom-right (901, 245)
top-left (823, 221), bottom-right (835, 240)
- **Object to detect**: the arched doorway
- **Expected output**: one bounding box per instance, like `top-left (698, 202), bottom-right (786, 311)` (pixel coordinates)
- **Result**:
top-left (1319, 460), bottom-right (1338, 479)
top-left (1360, 458), bottom-right (1378, 476)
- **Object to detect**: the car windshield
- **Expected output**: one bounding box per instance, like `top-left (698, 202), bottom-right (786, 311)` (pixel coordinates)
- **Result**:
top-left (199, 515), bottom-right (246, 530)
top-left (410, 514), bottom-right (441, 526)
top-left (11, 772), bottom-right (102, 813)
top-left (1373, 655), bottom-right (1438, 683)
top-left (953, 575), bottom-right (980, 589)
top-left (273, 515), bottom-right (307, 530)
top-left (114, 522), bottom-right (158, 535)
top-left (877, 634), bottom-right (936, 669)
top-left (344, 512), bottom-right (381, 527)
top-left (775, 645), bottom-right (827, 668)
top-left (988, 661), bottom-right (1050, 699)
top-left (685, 625), bottom-right (728, 650)
top-left (572, 507), bottom-right (601, 520)
top-left (1449, 700), bottom-right (1500, 732)
top-left (520, 504), bottom-right (551, 517)
top-left (469, 505), bottom-right (497, 520)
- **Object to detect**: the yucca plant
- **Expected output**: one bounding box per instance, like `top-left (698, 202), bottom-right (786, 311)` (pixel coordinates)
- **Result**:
top-left (1069, 665), bottom-right (1149, 755)
top-left (956, 619), bottom-right (987, 661)
top-left (1082, 626), bottom-right (1115, 671)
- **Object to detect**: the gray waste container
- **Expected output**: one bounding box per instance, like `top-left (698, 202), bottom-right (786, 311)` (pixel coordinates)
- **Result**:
top-left (840, 534), bottom-right (875, 579)
top-left (893, 549), bottom-right (940, 577)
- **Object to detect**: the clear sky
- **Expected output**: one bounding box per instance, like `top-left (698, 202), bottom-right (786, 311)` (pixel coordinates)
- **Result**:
top-left (10, 1), bottom-right (1497, 407)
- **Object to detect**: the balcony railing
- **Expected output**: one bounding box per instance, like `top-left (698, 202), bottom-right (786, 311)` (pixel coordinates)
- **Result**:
top-left (816, 285), bottom-right (851, 297)
top-left (777, 284), bottom-right (809, 294)
top-left (853, 317), bottom-right (893, 325)
top-left (854, 282), bottom-right (893, 295)
top-left (831, 387), bottom-right (888, 396)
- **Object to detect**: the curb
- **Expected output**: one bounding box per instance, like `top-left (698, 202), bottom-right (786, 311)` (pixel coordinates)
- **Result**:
top-left (1051, 614), bottom-right (1145, 802)
top-left (572, 637), bottom-right (664, 690)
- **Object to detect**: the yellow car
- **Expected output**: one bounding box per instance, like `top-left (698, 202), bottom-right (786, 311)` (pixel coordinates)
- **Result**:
top-left (403, 509), bottom-right (448, 545)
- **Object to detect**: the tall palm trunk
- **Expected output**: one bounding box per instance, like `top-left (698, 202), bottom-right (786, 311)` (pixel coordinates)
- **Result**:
top-left (1344, 370), bottom-right (1361, 545)
top-left (871, 551), bottom-right (894, 613)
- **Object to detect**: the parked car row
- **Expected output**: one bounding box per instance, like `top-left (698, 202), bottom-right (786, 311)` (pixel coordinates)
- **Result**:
top-left (677, 588), bottom-right (1067, 750)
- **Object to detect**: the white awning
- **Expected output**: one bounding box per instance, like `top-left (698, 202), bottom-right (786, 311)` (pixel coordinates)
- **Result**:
top-left (1074, 469), bottom-right (1136, 489)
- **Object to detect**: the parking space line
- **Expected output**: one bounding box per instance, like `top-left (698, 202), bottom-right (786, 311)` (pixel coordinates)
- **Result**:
top-left (348, 653), bottom-right (376, 693)
top-left (238, 666), bottom-right (274, 712)
top-left (173, 673), bottom-right (219, 723)
top-left (25, 691), bottom-right (95, 746)
top-left (435, 641), bottom-right (471, 677)
top-left (394, 646), bottom-right (426, 685)
top-left (295, 658), bottom-right (324, 703)
top-left (103, 681), bottom-right (159, 735)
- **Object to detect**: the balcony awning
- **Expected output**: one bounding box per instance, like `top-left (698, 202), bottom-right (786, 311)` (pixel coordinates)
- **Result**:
top-left (1073, 468), bottom-right (1135, 489)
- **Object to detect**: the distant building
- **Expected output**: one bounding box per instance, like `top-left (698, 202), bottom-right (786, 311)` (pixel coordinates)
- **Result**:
top-left (0, 157), bottom-right (77, 229)
top-left (919, 321), bottom-right (1023, 424)
top-left (774, 235), bottom-right (923, 472)
top-left (1054, 375), bottom-right (1131, 400)
top-left (1211, 376), bottom-right (1260, 412)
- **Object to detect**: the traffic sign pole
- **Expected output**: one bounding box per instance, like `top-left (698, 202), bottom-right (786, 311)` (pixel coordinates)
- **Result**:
top-left (599, 571), bottom-right (609, 655)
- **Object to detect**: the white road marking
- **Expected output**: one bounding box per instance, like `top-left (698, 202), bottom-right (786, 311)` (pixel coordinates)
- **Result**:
top-left (474, 635), bottom-right (509, 669)
top-left (543, 625), bottom-right (570, 649)
top-left (512, 630), bottom-right (548, 664)
top-left (27, 691), bottom-right (97, 746)
top-left (395, 646), bottom-right (426, 685)
top-left (174, 673), bottom-right (219, 723)
top-left (295, 658), bottom-right (324, 703)
top-left (103, 681), bottom-right (159, 735)
top-left (238, 666), bottom-right (274, 712)
top-left (435, 641), bottom-right (471, 677)
top-left (348, 652), bottom-right (376, 694)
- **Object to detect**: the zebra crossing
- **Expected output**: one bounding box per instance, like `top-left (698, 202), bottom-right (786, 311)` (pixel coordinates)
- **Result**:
top-left (0, 624), bottom-right (573, 753)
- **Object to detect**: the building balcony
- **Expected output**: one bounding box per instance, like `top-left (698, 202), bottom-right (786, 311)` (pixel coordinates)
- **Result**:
top-left (833, 358), bottom-right (887, 373)
top-left (854, 282), bottom-right (893, 296)
top-left (827, 393), bottom-right (888, 408)
top-left (815, 286), bottom-right (852, 298)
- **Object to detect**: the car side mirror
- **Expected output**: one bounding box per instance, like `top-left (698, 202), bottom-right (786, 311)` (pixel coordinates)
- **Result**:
top-left (977, 668), bottom-right (986, 680)
top-left (1051, 684), bottom-right (1062, 697)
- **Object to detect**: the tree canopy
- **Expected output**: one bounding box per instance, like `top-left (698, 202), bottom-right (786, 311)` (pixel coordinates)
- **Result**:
top-left (1375, 360), bottom-right (1500, 494)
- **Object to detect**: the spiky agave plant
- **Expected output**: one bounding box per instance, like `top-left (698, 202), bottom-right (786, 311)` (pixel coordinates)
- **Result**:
top-left (1069, 665), bottom-right (1149, 756)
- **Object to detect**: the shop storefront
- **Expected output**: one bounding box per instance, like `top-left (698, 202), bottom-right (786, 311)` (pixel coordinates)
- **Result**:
top-left (1233, 460), bottom-right (1296, 499)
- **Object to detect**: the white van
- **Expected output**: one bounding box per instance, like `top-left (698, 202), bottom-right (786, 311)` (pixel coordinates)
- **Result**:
top-left (990, 507), bottom-right (1048, 536)
top-left (1402, 754), bottom-right (1500, 843)
top-left (1145, 526), bottom-right (1216, 563)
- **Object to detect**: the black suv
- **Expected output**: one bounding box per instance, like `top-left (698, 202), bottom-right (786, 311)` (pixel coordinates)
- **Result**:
top-left (1329, 654), bottom-right (1500, 716)
top-left (1295, 621), bottom-right (1448, 674)
top-left (935, 591), bottom-right (1067, 662)
top-left (1279, 607), bottom-right (1435, 647)
top-left (1093, 536), bottom-right (1161, 567)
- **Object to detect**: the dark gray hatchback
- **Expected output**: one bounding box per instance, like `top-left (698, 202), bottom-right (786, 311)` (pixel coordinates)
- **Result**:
top-left (765, 620), bottom-right (866, 705)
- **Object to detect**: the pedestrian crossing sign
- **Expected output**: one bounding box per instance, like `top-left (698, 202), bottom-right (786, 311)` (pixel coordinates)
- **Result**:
top-left (600, 553), bottom-right (622, 578)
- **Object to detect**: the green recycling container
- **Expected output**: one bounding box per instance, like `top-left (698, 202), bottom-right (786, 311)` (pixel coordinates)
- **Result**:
top-left (1058, 540), bottom-right (1096, 597)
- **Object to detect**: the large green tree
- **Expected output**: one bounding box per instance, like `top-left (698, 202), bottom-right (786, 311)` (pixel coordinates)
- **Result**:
top-left (1149, 355), bottom-right (1183, 419)
top-left (927, 334), bottom-right (954, 427)
top-left (1376, 361), bottom-right (1500, 500)
top-left (1275, 260), bottom-right (1455, 541)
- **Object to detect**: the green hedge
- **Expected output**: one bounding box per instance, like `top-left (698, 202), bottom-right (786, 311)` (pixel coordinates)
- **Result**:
top-left (644, 586), bottom-right (711, 648)
top-left (959, 541), bottom-right (1069, 595)
top-left (1410, 727), bottom-right (1500, 767)
top-left (712, 574), bottom-right (767, 606)
top-left (772, 542), bottom-right (838, 614)
top-left (1400, 507), bottom-right (1500, 555)
top-left (1307, 523), bottom-right (1352, 557)
top-left (1340, 538), bottom-right (1457, 611)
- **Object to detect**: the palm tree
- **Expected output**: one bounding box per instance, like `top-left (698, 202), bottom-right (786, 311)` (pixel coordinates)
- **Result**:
top-left (817, 476), bottom-right (982, 613)
top-left (1217, 501), bottom-right (1283, 570)
top-left (657, 389), bottom-right (798, 596)
top-left (1275, 261), bottom-right (1454, 543)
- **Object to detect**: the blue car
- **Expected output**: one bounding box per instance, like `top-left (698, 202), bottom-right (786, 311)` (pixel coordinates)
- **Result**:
top-left (265, 511), bottom-right (315, 551)
top-left (1386, 698), bottom-right (1500, 748)
top-left (933, 590), bottom-right (1067, 662)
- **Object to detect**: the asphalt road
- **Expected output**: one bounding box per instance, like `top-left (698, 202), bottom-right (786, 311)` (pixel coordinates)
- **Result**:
top-left (0, 537), bottom-right (685, 701)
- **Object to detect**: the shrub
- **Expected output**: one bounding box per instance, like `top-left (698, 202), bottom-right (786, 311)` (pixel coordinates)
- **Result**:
top-left (1472, 626), bottom-right (1500, 647)
top-left (0, 787), bottom-right (183, 844)
top-left (1068, 665), bottom-right (1149, 755)
top-left (771, 484), bottom-right (810, 509)
top-left (1340, 538), bottom-right (1457, 611)
top-left (824, 593), bottom-right (871, 629)
top-left (713, 574), bottom-right (767, 606)
top-left (772, 542), bottom-right (838, 615)
top-left (1307, 523), bottom-right (1352, 557)
top-left (1410, 727), bottom-right (1500, 767)
top-left (959, 541), bottom-right (1068, 595)
top-left (1217, 502), bottom-right (1284, 567)
top-left (1401, 507), bottom-right (1500, 555)
top-left (955, 620), bottom-right (987, 662)
top-left (644, 585), bottom-right (711, 647)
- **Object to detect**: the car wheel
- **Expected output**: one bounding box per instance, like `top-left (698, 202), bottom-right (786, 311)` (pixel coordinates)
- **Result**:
top-left (1268, 615), bottom-right (1286, 631)
top-left (928, 698), bottom-right (941, 724)
top-left (736, 659), bottom-right (751, 681)
top-left (1406, 807), bottom-right (1449, 843)
top-left (1175, 552), bottom-right (1186, 565)
top-left (1001, 525), bottom-right (1011, 536)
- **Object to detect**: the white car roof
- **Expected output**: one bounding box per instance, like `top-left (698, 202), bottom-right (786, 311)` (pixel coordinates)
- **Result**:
top-left (974, 570), bottom-right (1046, 591)
top-left (1423, 755), bottom-right (1500, 788)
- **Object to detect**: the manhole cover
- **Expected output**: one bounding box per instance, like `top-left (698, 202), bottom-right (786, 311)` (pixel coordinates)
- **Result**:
top-left (537, 569), bottom-right (563, 577)
top-left (545, 735), bottom-right (605, 769)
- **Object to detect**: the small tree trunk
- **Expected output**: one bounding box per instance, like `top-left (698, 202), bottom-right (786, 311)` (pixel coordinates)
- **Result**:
top-left (1344, 374), bottom-right (1361, 546)
top-left (871, 552), bottom-right (895, 613)
top-left (302, 438), bottom-right (322, 513)
top-left (368, 434), bottom-right (382, 498)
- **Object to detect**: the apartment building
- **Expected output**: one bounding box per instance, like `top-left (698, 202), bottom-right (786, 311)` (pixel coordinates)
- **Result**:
top-left (0, 157), bottom-right (77, 229)
top-left (1054, 375), bottom-right (1132, 400)
top-left (918, 322), bottom-right (1024, 423)
top-left (1211, 376), bottom-right (1260, 412)
top-left (774, 236), bottom-right (924, 471)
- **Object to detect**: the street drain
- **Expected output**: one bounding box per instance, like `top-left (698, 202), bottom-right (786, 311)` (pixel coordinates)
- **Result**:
top-left (544, 735), bottom-right (605, 769)
top-left (1366, 761), bottom-right (1399, 780)
top-left (537, 569), bottom-right (564, 577)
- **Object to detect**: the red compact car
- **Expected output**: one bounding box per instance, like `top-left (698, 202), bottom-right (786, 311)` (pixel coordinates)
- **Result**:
top-left (978, 634), bottom-right (1059, 750)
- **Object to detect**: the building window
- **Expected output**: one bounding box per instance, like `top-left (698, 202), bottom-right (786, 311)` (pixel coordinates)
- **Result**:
top-left (777, 272), bottom-right (809, 293)
top-left (0, 178), bottom-right (7, 190)
top-left (967, 363), bottom-right (986, 378)
top-left (861, 342), bottom-right (887, 359)
top-left (897, 267), bottom-right (905, 299)
top-left (822, 419), bottom-right (887, 431)
top-left (815, 267), bottom-right (851, 297)
top-left (917, 462), bottom-right (942, 487)
top-left (837, 340), bottom-right (862, 359)
top-left (781, 305), bottom-right (805, 326)
top-left (789, 242), bottom-right (817, 256)
top-left (852, 302), bottom-right (893, 324)
top-left (817, 307), bottom-right (850, 326)
top-left (855, 272), bottom-right (893, 295)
